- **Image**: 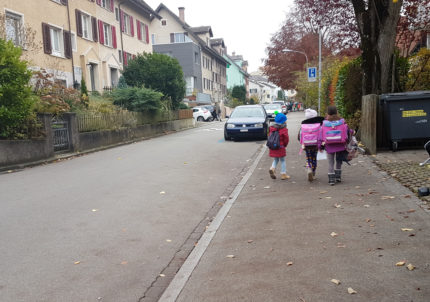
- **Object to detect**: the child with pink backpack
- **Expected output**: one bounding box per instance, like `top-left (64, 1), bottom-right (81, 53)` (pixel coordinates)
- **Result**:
top-left (320, 106), bottom-right (350, 185)
top-left (299, 109), bottom-right (324, 181)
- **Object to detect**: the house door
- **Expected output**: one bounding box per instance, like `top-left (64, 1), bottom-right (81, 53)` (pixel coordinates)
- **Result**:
top-left (110, 68), bottom-right (118, 87)
top-left (89, 64), bottom-right (96, 91)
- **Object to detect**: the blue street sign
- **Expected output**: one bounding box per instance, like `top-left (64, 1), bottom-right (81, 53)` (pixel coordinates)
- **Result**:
top-left (308, 67), bottom-right (317, 82)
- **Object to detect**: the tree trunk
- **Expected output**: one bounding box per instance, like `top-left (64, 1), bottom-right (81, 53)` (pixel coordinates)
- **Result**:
top-left (351, 0), bottom-right (403, 95)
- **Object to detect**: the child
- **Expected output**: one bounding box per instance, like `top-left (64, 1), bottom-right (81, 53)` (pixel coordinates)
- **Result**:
top-left (268, 113), bottom-right (290, 180)
top-left (298, 109), bottom-right (324, 181)
top-left (321, 106), bottom-right (349, 185)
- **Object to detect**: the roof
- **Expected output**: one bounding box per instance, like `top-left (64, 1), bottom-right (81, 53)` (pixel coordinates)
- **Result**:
top-left (128, 0), bottom-right (162, 19)
top-left (210, 38), bottom-right (225, 48)
top-left (190, 26), bottom-right (213, 37)
top-left (154, 3), bottom-right (228, 65)
top-left (225, 54), bottom-right (249, 77)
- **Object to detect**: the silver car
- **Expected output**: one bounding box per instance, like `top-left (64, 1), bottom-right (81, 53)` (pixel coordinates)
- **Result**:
top-left (263, 103), bottom-right (283, 120)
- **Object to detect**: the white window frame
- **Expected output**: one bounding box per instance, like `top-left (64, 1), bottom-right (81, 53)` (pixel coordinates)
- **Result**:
top-left (100, 0), bottom-right (112, 10)
top-left (173, 32), bottom-right (191, 43)
top-left (49, 24), bottom-right (64, 57)
top-left (161, 19), bottom-right (167, 26)
top-left (103, 23), bottom-right (112, 47)
top-left (5, 9), bottom-right (24, 47)
top-left (81, 12), bottom-right (92, 41)
top-left (50, 0), bottom-right (62, 4)
top-left (123, 12), bottom-right (131, 35)
top-left (151, 34), bottom-right (156, 45)
top-left (427, 33), bottom-right (430, 49)
top-left (71, 31), bottom-right (77, 52)
top-left (118, 50), bottom-right (123, 63)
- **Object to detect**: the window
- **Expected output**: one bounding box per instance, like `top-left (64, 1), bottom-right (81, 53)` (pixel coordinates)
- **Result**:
top-left (161, 20), bottom-right (167, 26)
top-left (194, 52), bottom-right (199, 64)
top-left (103, 23), bottom-right (112, 47)
top-left (137, 20), bottom-right (149, 43)
top-left (119, 50), bottom-right (123, 63)
top-left (50, 27), bottom-right (63, 56)
top-left (82, 13), bottom-right (92, 40)
top-left (115, 8), bottom-right (119, 21)
top-left (151, 34), bottom-right (156, 45)
top-left (71, 32), bottom-right (77, 51)
top-left (122, 12), bottom-right (133, 35)
top-left (427, 33), bottom-right (430, 49)
top-left (98, 0), bottom-right (114, 12)
top-left (5, 11), bottom-right (23, 46)
top-left (173, 33), bottom-right (191, 43)
top-left (98, 21), bottom-right (116, 48)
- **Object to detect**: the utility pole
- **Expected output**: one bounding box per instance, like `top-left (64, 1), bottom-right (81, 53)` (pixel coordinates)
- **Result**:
top-left (318, 30), bottom-right (322, 115)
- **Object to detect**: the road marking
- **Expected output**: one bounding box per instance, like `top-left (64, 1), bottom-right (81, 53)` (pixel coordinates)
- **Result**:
top-left (158, 145), bottom-right (267, 302)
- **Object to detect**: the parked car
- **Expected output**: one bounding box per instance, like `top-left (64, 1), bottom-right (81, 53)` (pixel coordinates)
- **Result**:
top-left (224, 105), bottom-right (269, 140)
top-left (192, 107), bottom-right (212, 122)
top-left (273, 101), bottom-right (287, 114)
top-left (264, 103), bottom-right (283, 120)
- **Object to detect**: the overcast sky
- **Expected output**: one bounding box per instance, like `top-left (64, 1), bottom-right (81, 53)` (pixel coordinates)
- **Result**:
top-left (144, 0), bottom-right (295, 73)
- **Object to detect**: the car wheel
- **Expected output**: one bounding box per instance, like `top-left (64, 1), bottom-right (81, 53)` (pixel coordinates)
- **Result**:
top-left (224, 131), bottom-right (231, 141)
top-left (197, 116), bottom-right (204, 122)
top-left (207, 116), bottom-right (214, 122)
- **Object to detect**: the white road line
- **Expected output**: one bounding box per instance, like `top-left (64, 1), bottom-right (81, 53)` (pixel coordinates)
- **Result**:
top-left (158, 145), bottom-right (267, 302)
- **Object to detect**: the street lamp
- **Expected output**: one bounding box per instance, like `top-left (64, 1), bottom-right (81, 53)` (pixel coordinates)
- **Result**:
top-left (282, 48), bottom-right (309, 107)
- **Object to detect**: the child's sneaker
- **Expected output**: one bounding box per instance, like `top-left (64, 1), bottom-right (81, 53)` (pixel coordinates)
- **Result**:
top-left (307, 168), bottom-right (313, 182)
top-left (269, 168), bottom-right (276, 179)
top-left (281, 173), bottom-right (290, 180)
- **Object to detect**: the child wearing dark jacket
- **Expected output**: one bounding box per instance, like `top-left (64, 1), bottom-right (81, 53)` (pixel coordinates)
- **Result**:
top-left (269, 113), bottom-right (290, 180)
top-left (298, 109), bottom-right (324, 181)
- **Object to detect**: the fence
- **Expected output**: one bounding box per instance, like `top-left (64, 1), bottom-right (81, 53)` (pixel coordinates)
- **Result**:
top-left (77, 109), bottom-right (193, 132)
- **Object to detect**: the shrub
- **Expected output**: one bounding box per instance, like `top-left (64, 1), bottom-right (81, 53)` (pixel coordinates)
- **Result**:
top-left (112, 86), bottom-right (163, 112)
top-left (178, 102), bottom-right (189, 109)
top-left (0, 39), bottom-right (35, 138)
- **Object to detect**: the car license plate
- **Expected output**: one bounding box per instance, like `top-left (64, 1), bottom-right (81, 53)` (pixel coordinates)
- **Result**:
top-left (240, 129), bottom-right (248, 132)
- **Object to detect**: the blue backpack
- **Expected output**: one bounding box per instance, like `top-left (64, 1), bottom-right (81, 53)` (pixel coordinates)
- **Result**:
top-left (266, 129), bottom-right (281, 150)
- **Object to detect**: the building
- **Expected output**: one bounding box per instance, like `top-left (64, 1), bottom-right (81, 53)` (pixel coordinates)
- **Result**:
top-left (224, 52), bottom-right (249, 97)
top-left (1, 0), bottom-right (160, 92)
top-left (151, 4), bottom-right (228, 105)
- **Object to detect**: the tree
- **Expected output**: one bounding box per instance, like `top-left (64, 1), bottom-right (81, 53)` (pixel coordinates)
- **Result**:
top-left (112, 87), bottom-right (163, 112)
top-left (406, 48), bottom-right (430, 91)
top-left (231, 85), bottom-right (247, 102)
top-left (122, 53), bottom-right (186, 109)
top-left (0, 39), bottom-right (34, 138)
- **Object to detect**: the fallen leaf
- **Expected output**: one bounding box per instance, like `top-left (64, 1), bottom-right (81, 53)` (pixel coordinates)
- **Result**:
top-left (264, 186), bottom-right (270, 189)
top-left (320, 191), bottom-right (328, 194)
top-left (334, 204), bottom-right (341, 208)
top-left (159, 274), bottom-right (166, 277)
top-left (325, 196), bottom-right (332, 199)
top-left (247, 240), bottom-right (254, 243)
top-left (160, 191), bottom-right (166, 195)
top-left (74, 261), bottom-right (81, 265)
top-left (92, 209), bottom-right (98, 212)
top-left (330, 232), bottom-right (338, 237)
top-left (407, 264), bottom-right (416, 271)
top-left (286, 261), bottom-right (293, 266)
top-left (404, 195), bottom-right (412, 198)
top-left (396, 261), bottom-right (406, 266)
top-left (364, 205), bottom-right (370, 208)
top-left (166, 239), bottom-right (172, 242)
top-left (226, 255), bottom-right (235, 258)
top-left (407, 209), bottom-right (416, 213)
top-left (401, 228), bottom-right (414, 232)
top-left (355, 186), bottom-right (361, 189)
top-left (184, 162), bottom-right (188, 165)
top-left (121, 261), bottom-right (128, 265)
top-left (331, 279), bottom-right (341, 285)
top-left (7, 170), bottom-right (13, 173)
top-left (348, 287), bottom-right (357, 294)
top-left (117, 157), bottom-right (122, 160)
top-left (381, 196), bottom-right (395, 200)
top-left (366, 219), bottom-right (372, 223)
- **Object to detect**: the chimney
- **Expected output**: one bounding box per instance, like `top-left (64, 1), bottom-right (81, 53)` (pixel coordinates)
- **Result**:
top-left (232, 51), bottom-right (236, 56)
top-left (178, 7), bottom-right (185, 22)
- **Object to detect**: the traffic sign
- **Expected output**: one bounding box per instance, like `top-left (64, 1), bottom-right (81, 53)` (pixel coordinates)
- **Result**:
top-left (308, 67), bottom-right (317, 82)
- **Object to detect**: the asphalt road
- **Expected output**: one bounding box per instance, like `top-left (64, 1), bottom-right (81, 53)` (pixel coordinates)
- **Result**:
top-left (0, 122), bottom-right (264, 302)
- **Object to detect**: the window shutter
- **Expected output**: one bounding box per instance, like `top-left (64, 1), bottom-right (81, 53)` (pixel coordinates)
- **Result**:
top-left (110, 0), bottom-right (114, 12)
top-left (123, 51), bottom-right (128, 66)
top-left (96, 0), bottom-right (101, 5)
top-left (42, 23), bottom-right (52, 54)
top-left (120, 10), bottom-right (125, 32)
top-left (92, 17), bottom-right (98, 42)
top-left (170, 33), bottom-right (174, 43)
top-left (75, 10), bottom-right (82, 37)
top-left (130, 16), bottom-right (134, 36)
top-left (64, 30), bottom-right (72, 59)
top-left (136, 20), bottom-right (141, 40)
top-left (132, 54), bottom-right (136, 60)
top-left (98, 20), bottom-right (104, 44)
top-left (145, 24), bottom-right (149, 44)
top-left (112, 25), bottom-right (117, 49)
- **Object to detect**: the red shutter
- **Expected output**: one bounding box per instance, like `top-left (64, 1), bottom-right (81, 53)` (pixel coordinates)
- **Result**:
top-left (92, 17), bottom-right (98, 42)
top-left (145, 24), bottom-right (149, 44)
top-left (136, 20), bottom-right (141, 40)
top-left (112, 26), bottom-right (117, 49)
top-left (130, 16), bottom-right (134, 36)
top-left (41, 23), bottom-right (52, 54)
top-left (75, 10), bottom-right (82, 37)
top-left (98, 20), bottom-right (104, 45)
top-left (120, 10), bottom-right (125, 32)
top-left (110, 0), bottom-right (114, 12)
top-left (123, 52), bottom-right (128, 66)
top-left (96, 0), bottom-right (101, 5)
top-left (132, 54), bottom-right (136, 60)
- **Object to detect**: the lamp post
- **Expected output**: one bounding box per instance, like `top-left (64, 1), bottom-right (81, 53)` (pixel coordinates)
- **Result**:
top-left (282, 48), bottom-right (309, 107)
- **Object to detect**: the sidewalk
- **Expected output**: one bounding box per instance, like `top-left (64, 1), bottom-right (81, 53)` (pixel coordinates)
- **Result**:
top-left (165, 112), bottom-right (430, 302)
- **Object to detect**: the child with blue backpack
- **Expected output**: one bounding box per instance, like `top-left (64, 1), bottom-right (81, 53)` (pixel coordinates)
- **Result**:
top-left (321, 106), bottom-right (350, 185)
top-left (298, 109), bottom-right (324, 181)
top-left (267, 112), bottom-right (290, 180)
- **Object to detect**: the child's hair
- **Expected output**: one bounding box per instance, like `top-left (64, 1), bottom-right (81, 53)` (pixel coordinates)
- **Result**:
top-left (327, 106), bottom-right (338, 116)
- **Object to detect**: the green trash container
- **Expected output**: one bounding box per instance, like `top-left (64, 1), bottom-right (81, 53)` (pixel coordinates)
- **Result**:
top-left (380, 91), bottom-right (430, 151)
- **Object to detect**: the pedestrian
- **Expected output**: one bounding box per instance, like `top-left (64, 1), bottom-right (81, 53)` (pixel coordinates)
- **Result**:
top-left (298, 108), bottom-right (324, 181)
top-left (215, 102), bottom-right (221, 121)
top-left (211, 105), bottom-right (218, 121)
top-left (320, 105), bottom-right (350, 185)
top-left (268, 112), bottom-right (290, 180)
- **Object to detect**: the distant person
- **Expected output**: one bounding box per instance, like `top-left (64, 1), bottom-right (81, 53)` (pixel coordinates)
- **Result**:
top-left (215, 103), bottom-right (221, 121)
top-left (211, 106), bottom-right (218, 121)
top-left (298, 109), bottom-right (324, 181)
top-left (267, 113), bottom-right (290, 180)
top-left (320, 106), bottom-right (350, 185)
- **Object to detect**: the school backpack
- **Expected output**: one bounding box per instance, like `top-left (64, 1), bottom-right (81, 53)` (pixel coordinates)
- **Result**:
top-left (322, 119), bottom-right (348, 144)
top-left (300, 123), bottom-right (321, 146)
top-left (266, 129), bottom-right (281, 150)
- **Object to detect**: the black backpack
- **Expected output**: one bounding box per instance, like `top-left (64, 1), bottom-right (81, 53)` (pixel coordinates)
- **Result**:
top-left (266, 129), bottom-right (281, 150)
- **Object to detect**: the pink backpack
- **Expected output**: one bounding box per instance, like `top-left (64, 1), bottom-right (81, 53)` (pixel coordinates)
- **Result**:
top-left (322, 119), bottom-right (348, 144)
top-left (300, 123), bottom-right (321, 146)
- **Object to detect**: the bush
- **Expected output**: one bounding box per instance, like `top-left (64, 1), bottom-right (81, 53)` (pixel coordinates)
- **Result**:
top-left (0, 39), bottom-right (35, 138)
top-left (112, 86), bottom-right (163, 112)
top-left (178, 102), bottom-right (189, 109)
top-left (406, 48), bottom-right (430, 91)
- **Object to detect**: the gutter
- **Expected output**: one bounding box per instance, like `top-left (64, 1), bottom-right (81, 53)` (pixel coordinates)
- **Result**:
top-left (66, 0), bottom-right (76, 87)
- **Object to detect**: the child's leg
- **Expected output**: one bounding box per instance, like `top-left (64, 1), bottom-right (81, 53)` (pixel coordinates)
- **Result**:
top-left (279, 157), bottom-right (286, 174)
top-left (305, 148), bottom-right (313, 169)
top-left (310, 149), bottom-right (318, 172)
top-left (327, 153), bottom-right (335, 174)
top-left (272, 157), bottom-right (279, 169)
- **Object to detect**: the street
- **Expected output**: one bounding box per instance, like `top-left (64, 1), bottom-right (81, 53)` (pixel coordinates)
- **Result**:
top-left (0, 122), bottom-right (264, 302)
